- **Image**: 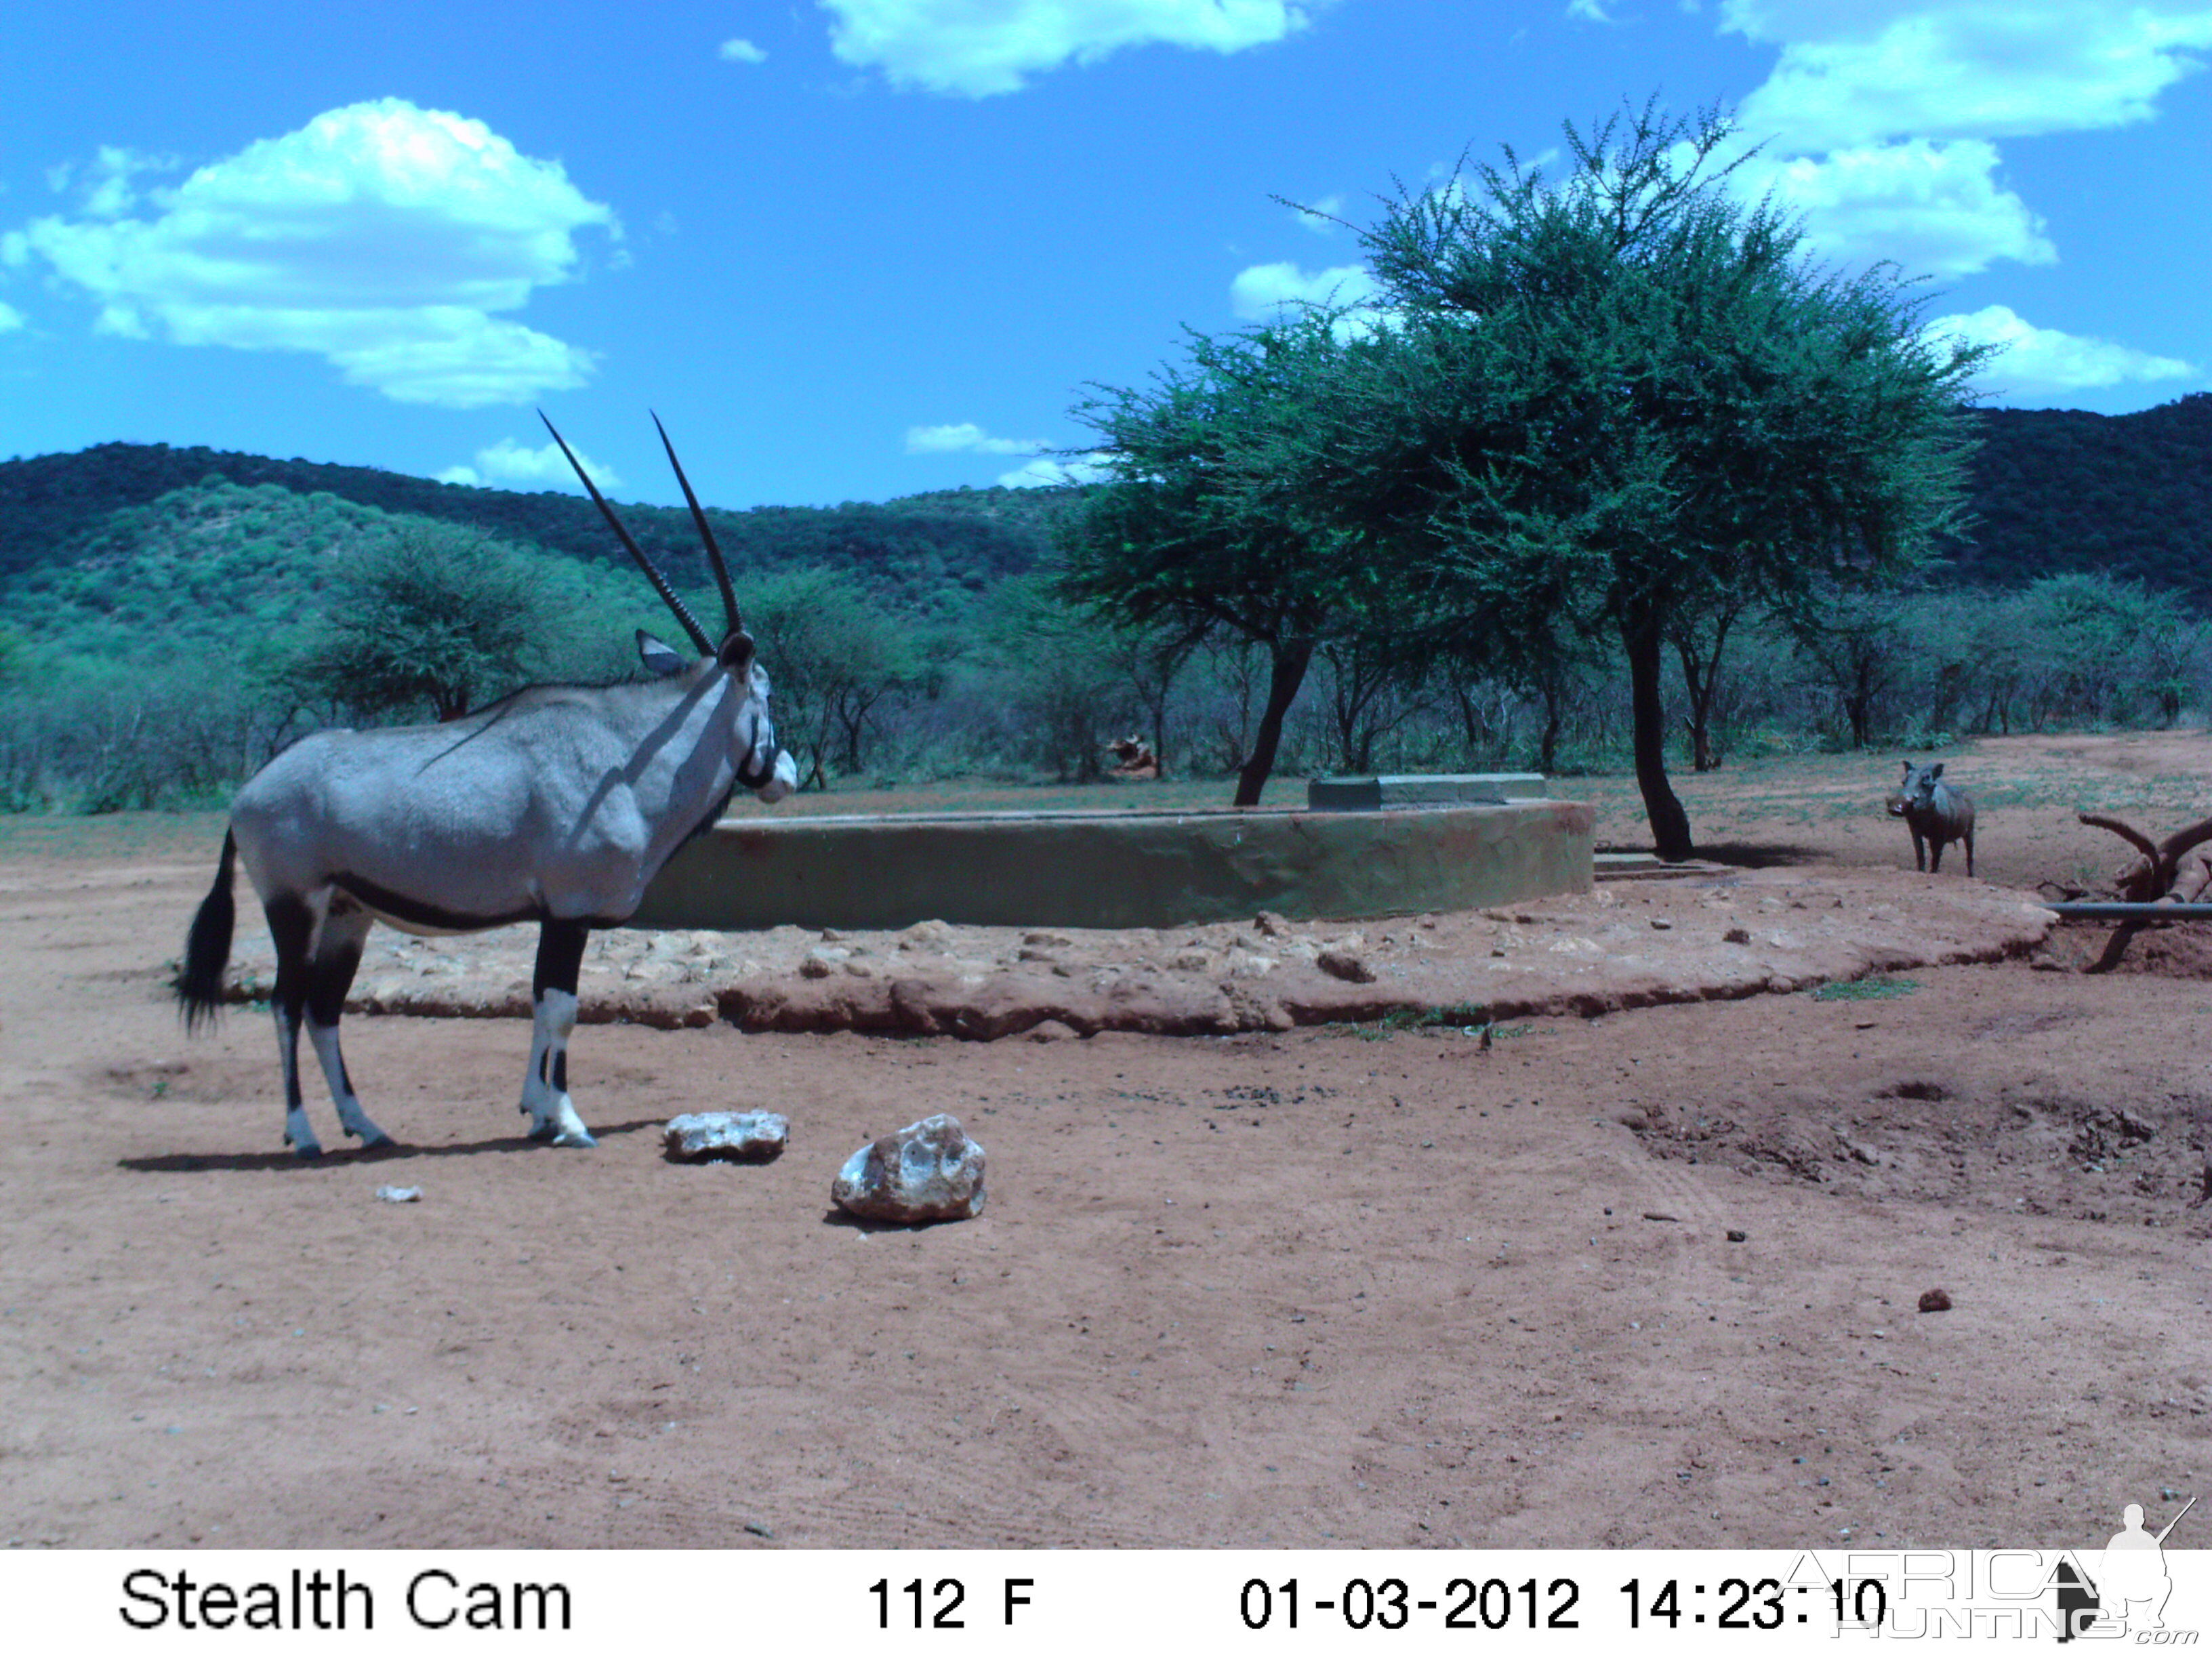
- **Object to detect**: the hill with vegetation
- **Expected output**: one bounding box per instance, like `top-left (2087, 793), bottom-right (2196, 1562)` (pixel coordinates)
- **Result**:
top-left (0, 480), bottom-right (670, 678)
top-left (0, 440), bottom-right (1072, 622)
top-left (2, 395), bottom-right (2207, 816)
top-left (5, 392), bottom-right (2207, 619)
top-left (1944, 392), bottom-right (2212, 596)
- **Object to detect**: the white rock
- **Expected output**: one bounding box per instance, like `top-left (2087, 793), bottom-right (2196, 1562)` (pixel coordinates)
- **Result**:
top-left (664, 1111), bottom-right (790, 1163)
top-left (832, 1113), bottom-right (985, 1224)
top-left (375, 1185), bottom-right (422, 1204)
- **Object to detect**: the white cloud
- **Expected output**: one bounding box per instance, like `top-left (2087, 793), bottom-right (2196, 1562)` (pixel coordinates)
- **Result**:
top-left (17, 100), bottom-right (617, 407)
top-left (1732, 138), bottom-right (2055, 276)
top-left (1289, 194), bottom-right (1345, 234)
top-left (47, 146), bottom-right (189, 220)
top-left (1229, 260), bottom-right (1379, 321)
top-left (438, 436), bottom-right (622, 492)
top-left (1727, 1), bottom-right (2212, 152)
top-left (1567, 0), bottom-right (1615, 21)
top-left (0, 300), bottom-right (24, 333)
top-left (820, 0), bottom-right (1311, 97)
top-left (1926, 304), bottom-right (2198, 394)
top-left (997, 452), bottom-right (1113, 488)
top-left (905, 421), bottom-right (1046, 455)
top-left (719, 37), bottom-right (768, 62)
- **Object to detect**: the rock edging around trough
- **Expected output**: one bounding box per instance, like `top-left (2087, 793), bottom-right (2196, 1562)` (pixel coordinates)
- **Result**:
top-left (213, 869), bottom-right (2057, 1040)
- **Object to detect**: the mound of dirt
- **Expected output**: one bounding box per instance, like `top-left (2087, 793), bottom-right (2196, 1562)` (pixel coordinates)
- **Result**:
top-left (1624, 1073), bottom-right (2211, 1225)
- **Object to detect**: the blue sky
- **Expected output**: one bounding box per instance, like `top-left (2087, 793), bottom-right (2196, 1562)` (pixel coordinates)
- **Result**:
top-left (3, 1), bottom-right (2207, 511)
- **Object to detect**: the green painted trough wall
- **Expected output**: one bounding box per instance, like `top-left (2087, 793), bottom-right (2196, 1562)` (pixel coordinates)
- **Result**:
top-left (632, 800), bottom-right (1593, 932)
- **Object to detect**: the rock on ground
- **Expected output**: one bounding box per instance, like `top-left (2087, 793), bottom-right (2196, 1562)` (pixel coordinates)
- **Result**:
top-left (832, 1113), bottom-right (985, 1225)
top-left (663, 1111), bottom-right (789, 1163)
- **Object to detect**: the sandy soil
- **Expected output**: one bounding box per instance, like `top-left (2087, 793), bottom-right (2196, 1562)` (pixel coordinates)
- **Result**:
top-left (3, 734), bottom-right (2208, 1551)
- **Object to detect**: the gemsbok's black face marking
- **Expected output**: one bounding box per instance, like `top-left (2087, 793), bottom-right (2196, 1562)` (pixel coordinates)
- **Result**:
top-left (174, 415), bottom-right (798, 1157)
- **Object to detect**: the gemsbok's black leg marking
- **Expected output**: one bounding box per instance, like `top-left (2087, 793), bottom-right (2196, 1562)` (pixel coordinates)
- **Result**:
top-left (534, 917), bottom-right (591, 1002)
top-left (305, 896), bottom-right (389, 1149)
top-left (264, 895), bottom-right (320, 1157)
top-left (521, 918), bottom-right (594, 1146)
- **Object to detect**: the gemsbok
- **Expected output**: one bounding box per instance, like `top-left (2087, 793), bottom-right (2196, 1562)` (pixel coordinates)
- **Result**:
top-left (176, 415), bottom-right (796, 1155)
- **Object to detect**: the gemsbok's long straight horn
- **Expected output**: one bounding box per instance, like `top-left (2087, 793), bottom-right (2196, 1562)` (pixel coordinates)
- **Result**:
top-left (652, 410), bottom-right (745, 643)
top-left (539, 410), bottom-right (714, 655)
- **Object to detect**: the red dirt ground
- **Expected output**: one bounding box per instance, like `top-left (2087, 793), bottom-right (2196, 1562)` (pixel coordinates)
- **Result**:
top-left (2, 734), bottom-right (2206, 1551)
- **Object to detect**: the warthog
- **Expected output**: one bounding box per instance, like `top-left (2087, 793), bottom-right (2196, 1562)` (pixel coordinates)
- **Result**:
top-left (1889, 760), bottom-right (1975, 876)
top-left (1106, 735), bottom-right (1160, 780)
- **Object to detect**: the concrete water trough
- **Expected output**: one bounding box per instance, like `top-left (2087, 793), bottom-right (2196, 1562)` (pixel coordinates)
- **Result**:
top-left (633, 794), bottom-right (1593, 933)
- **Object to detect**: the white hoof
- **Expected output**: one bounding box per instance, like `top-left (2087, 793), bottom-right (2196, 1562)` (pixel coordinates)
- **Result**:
top-left (342, 1113), bottom-right (392, 1147)
top-left (551, 1127), bottom-right (598, 1149)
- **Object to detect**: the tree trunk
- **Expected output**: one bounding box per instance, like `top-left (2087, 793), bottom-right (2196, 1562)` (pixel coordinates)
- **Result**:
top-left (834, 689), bottom-right (879, 774)
top-left (1622, 607), bottom-right (1694, 860)
top-left (1531, 663), bottom-right (1567, 775)
top-left (1845, 668), bottom-right (1872, 747)
top-left (1672, 610), bottom-right (1734, 773)
top-left (1453, 682), bottom-right (1488, 758)
top-left (1234, 638), bottom-right (1314, 807)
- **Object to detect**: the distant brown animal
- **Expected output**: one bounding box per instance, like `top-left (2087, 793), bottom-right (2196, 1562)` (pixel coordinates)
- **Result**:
top-left (1889, 760), bottom-right (1975, 876)
top-left (1106, 735), bottom-right (1160, 781)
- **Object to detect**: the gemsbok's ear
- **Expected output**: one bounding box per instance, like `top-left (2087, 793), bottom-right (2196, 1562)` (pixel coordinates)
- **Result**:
top-left (636, 630), bottom-right (689, 676)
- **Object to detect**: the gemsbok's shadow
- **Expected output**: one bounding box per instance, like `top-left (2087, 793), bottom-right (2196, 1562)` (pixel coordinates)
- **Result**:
top-left (116, 1116), bottom-right (663, 1174)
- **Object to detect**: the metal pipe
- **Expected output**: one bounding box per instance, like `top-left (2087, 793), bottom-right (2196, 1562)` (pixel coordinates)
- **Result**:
top-left (2044, 902), bottom-right (2212, 920)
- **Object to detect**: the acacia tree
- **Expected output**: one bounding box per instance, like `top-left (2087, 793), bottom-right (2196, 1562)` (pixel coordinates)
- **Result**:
top-left (1316, 615), bottom-right (1437, 775)
top-left (1669, 590), bottom-right (1752, 771)
top-left (279, 527), bottom-right (549, 723)
top-left (986, 576), bottom-right (1137, 783)
top-left (1332, 100), bottom-right (1989, 857)
top-left (1059, 312), bottom-right (1405, 806)
top-left (1788, 585), bottom-right (1914, 747)
top-left (1109, 613), bottom-right (1205, 778)
top-left (745, 567), bottom-right (919, 788)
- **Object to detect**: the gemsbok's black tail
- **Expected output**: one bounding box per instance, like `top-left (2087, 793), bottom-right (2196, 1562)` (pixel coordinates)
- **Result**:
top-left (177, 830), bottom-right (237, 1033)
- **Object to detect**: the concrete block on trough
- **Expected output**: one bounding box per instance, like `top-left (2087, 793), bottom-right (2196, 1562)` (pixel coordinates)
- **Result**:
top-left (632, 800), bottom-right (1593, 933)
top-left (1307, 773), bottom-right (1549, 811)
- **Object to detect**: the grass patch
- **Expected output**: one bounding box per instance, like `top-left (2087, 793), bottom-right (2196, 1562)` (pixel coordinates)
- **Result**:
top-left (1809, 975), bottom-right (1921, 1002)
top-left (1339, 1006), bottom-right (1534, 1042)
